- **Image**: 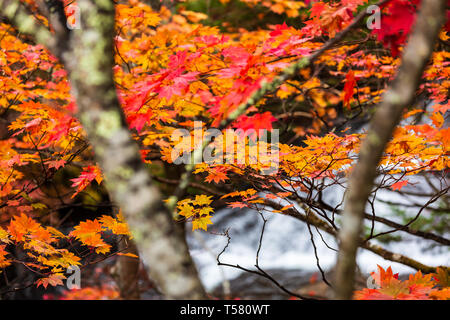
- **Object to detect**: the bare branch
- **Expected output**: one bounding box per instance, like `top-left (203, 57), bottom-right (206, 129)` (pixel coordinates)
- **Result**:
top-left (264, 199), bottom-right (442, 274)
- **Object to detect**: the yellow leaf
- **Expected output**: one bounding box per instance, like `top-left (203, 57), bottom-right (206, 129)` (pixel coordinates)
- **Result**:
top-left (192, 215), bottom-right (213, 231)
top-left (0, 227), bottom-right (11, 244)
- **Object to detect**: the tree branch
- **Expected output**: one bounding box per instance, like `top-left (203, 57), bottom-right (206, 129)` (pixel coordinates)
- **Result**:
top-left (264, 199), bottom-right (442, 274)
top-left (166, 0), bottom-right (392, 212)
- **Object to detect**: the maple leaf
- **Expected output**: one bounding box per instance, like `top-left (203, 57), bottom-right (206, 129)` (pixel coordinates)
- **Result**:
top-left (70, 166), bottom-right (103, 198)
top-left (432, 267), bottom-right (449, 288)
top-left (390, 179), bottom-right (408, 191)
top-left (371, 0), bottom-right (420, 56)
top-left (407, 270), bottom-right (435, 288)
top-left (432, 102), bottom-right (450, 114)
top-left (193, 195), bottom-right (213, 206)
top-left (353, 265), bottom-right (448, 300)
top-left (0, 244), bottom-right (12, 268)
top-left (429, 287), bottom-right (450, 300)
top-left (205, 167), bottom-right (229, 184)
top-left (70, 219), bottom-right (111, 254)
top-left (70, 219), bottom-right (103, 239)
top-left (99, 215), bottom-right (131, 236)
top-left (6, 200), bottom-right (20, 207)
top-left (342, 70), bottom-right (356, 110)
top-left (233, 112), bottom-right (277, 137)
top-left (265, 193), bottom-right (278, 200)
top-left (38, 250), bottom-right (81, 270)
top-left (55, 250), bottom-right (81, 267)
top-left (46, 159), bottom-right (66, 170)
top-left (7, 213), bottom-right (41, 242)
top-left (374, 265), bottom-right (399, 285)
top-left (192, 215), bottom-right (213, 231)
top-left (158, 71), bottom-right (200, 101)
top-left (0, 227), bottom-right (11, 244)
top-left (198, 206), bottom-right (214, 216)
top-left (403, 109), bottom-right (424, 118)
top-left (305, 1), bottom-right (359, 37)
top-left (24, 117), bottom-right (43, 130)
top-left (46, 227), bottom-right (66, 239)
top-left (354, 288), bottom-right (394, 300)
top-left (27, 226), bottom-right (54, 244)
top-left (277, 191), bottom-right (292, 198)
top-left (123, 91), bottom-right (148, 113)
top-left (430, 112), bottom-right (444, 128)
top-left (269, 22), bottom-right (290, 37)
top-left (178, 203), bottom-right (195, 219)
top-left (228, 201), bottom-right (248, 209)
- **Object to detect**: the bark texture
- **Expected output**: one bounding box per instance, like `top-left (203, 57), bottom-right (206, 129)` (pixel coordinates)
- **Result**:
top-left (334, 0), bottom-right (447, 300)
top-left (0, 0), bottom-right (206, 299)
top-left (64, 0), bottom-right (206, 300)
top-left (113, 237), bottom-right (141, 299)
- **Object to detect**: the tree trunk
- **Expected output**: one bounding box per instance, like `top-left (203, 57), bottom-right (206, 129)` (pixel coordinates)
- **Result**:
top-left (113, 237), bottom-right (141, 299)
top-left (0, 0), bottom-right (207, 299)
top-left (62, 0), bottom-right (207, 299)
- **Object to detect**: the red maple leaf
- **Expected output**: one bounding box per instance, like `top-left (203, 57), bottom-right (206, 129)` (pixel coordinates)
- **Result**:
top-left (233, 112), bottom-right (277, 137)
top-left (70, 166), bottom-right (103, 198)
top-left (342, 70), bottom-right (356, 110)
top-left (371, 0), bottom-right (421, 56)
top-left (47, 159), bottom-right (66, 170)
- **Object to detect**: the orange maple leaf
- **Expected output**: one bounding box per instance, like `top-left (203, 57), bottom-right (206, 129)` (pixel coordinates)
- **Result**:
top-left (0, 244), bottom-right (12, 268)
top-left (36, 273), bottom-right (65, 289)
top-left (7, 213), bottom-right (40, 242)
top-left (228, 201), bottom-right (247, 209)
top-left (205, 168), bottom-right (228, 184)
top-left (70, 219), bottom-right (111, 254)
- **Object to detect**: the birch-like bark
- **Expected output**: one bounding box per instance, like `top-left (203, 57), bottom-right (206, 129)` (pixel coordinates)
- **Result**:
top-left (334, 0), bottom-right (447, 300)
top-left (0, 0), bottom-right (207, 299)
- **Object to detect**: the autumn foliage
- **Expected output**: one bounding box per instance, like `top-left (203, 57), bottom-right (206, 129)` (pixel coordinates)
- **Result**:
top-left (355, 266), bottom-right (450, 300)
top-left (0, 0), bottom-right (449, 299)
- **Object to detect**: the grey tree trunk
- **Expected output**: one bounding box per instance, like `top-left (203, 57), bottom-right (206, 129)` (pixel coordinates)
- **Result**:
top-left (0, 0), bottom-right (207, 299)
top-left (63, 0), bottom-right (207, 300)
